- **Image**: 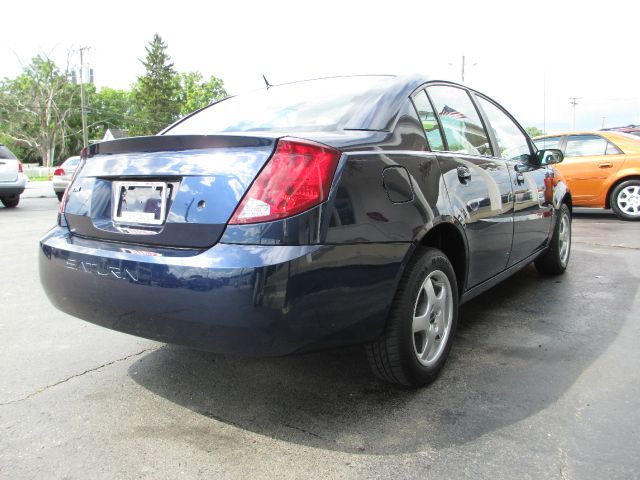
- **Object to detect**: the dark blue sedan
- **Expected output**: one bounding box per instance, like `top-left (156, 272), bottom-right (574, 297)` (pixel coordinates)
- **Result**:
top-left (39, 75), bottom-right (571, 387)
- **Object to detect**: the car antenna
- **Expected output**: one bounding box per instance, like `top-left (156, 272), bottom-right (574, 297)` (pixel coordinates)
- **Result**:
top-left (262, 74), bottom-right (272, 89)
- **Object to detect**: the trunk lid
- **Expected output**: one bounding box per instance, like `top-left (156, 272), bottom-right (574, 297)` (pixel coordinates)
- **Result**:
top-left (63, 135), bottom-right (276, 248)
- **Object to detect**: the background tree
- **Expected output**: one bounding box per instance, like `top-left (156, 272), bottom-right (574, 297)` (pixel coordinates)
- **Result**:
top-left (87, 87), bottom-right (134, 139)
top-left (0, 55), bottom-right (76, 166)
top-left (130, 34), bottom-right (181, 136)
top-left (525, 126), bottom-right (544, 138)
top-left (179, 72), bottom-right (227, 116)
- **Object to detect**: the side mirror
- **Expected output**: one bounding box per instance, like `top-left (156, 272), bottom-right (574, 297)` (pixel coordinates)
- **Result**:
top-left (537, 149), bottom-right (564, 165)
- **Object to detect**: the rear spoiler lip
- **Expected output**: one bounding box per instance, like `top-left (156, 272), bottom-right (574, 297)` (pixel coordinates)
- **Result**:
top-left (89, 135), bottom-right (275, 156)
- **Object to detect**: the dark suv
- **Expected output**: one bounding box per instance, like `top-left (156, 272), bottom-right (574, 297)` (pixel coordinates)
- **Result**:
top-left (39, 75), bottom-right (571, 387)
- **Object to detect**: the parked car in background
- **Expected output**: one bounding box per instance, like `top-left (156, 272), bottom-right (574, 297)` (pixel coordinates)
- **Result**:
top-left (40, 75), bottom-right (572, 387)
top-left (600, 124), bottom-right (640, 138)
top-left (52, 156), bottom-right (80, 201)
top-left (0, 144), bottom-right (26, 208)
top-left (534, 131), bottom-right (640, 220)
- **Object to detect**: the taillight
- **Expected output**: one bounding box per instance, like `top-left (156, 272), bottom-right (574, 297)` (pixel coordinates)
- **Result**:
top-left (229, 138), bottom-right (341, 224)
top-left (18, 162), bottom-right (23, 173)
top-left (53, 168), bottom-right (65, 176)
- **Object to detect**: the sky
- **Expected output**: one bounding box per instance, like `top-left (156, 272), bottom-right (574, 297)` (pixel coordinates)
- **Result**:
top-left (1, 0), bottom-right (639, 134)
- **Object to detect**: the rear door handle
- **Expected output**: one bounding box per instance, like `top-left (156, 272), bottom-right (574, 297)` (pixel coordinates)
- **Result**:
top-left (457, 166), bottom-right (471, 183)
top-left (598, 163), bottom-right (613, 168)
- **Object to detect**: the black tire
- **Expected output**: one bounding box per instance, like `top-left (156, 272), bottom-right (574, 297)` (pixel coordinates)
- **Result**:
top-left (366, 248), bottom-right (459, 387)
top-left (56, 191), bottom-right (64, 202)
top-left (610, 180), bottom-right (640, 221)
top-left (535, 203), bottom-right (571, 275)
top-left (1, 195), bottom-right (20, 208)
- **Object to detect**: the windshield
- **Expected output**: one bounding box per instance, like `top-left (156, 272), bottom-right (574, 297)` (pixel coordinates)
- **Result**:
top-left (165, 76), bottom-right (396, 135)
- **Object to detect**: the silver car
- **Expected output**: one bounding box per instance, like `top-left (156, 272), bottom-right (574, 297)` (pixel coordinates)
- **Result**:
top-left (0, 144), bottom-right (26, 208)
top-left (53, 156), bottom-right (80, 201)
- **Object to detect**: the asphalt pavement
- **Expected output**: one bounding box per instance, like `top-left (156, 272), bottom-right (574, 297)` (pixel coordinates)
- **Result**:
top-left (0, 198), bottom-right (639, 479)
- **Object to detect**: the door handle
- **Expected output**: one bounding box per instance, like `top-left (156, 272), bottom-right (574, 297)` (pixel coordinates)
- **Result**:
top-left (457, 166), bottom-right (471, 183)
top-left (598, 163), bottom-right (613, 168)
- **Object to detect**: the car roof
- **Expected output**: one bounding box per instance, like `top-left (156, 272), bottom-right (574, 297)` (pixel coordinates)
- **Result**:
top-left (533, 130), bottom-right (640, 154)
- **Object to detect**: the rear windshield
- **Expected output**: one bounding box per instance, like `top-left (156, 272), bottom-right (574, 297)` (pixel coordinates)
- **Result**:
top-left (0, 145), bottom-right (17, 159)
top-left (165, 76), bottom-right (396, 135)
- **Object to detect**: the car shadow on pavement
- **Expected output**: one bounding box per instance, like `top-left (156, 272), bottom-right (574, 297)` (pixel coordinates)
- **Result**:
top-left (129, 251), bottom-right (637, 455)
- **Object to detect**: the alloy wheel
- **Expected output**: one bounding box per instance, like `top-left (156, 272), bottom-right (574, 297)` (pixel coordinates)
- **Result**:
top-left (616, 185), bottom-right (640, 217)
top-left (412, 270), bottom-right (453, 366)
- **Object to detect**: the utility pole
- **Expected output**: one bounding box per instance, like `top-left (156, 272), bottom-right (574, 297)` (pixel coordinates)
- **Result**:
top-left (461, 55), bottom-right (465, 83)
top-left (569, 97), bottom-right (581, 131)
top-left (78, 47), bottom-right (91, 149)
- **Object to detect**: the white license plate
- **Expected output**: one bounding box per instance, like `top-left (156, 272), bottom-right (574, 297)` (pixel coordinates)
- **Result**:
top-left (113, 181), bottom-right (167, 225)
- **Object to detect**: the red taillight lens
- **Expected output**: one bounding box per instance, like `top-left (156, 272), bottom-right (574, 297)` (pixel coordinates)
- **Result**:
top-left (53, 168), bottom-right (65, 176)
top-left (18, 162), bottom-right (23, 173)
top-left (229, 138), bottom-right (341, 225)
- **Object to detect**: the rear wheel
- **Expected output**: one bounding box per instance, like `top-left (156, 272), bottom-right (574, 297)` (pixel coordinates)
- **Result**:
top-left (1, 195), bottom-right (20, 208)
top-left (535, 203), bottom-right (571, 275)
top-left (366, 248), bottom-right (459, 387)
top-left (610, 180), bottom-right (640, 221)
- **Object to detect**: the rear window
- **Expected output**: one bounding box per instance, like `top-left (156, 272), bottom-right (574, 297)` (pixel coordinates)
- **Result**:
top-left (63, 156), bottom-right (80, 168)
top-left (165, 76), bottom-right (396, 134)
top-left (0, 145), bottom-right (17, 159)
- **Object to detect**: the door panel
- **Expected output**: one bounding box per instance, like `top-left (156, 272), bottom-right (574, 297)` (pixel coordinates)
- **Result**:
top-left (554, 134), bottom-right (625, 202)
top-left (508, 163), bottom-right (553, 265)
top-left (555, 154), bottom-right (625, 202)
top-left (438, 154), bottom-right (513, 287)
top-left (473, 94), bottom-right (551, 265)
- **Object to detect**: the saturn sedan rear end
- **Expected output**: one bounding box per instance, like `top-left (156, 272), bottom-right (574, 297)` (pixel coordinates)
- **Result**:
top-left (40, 75), bottom-right (571, 387)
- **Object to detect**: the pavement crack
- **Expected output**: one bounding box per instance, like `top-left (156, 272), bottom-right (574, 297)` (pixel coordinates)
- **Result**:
top-left (0, 347), bottom-right (157, 406)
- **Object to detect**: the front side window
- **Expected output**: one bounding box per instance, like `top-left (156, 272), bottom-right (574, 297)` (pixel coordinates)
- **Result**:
top-left (411, 90), bottom-right (445, 151)
top-left (477, 97), bottom-right (531, 161)
top-left (565, 135), bottom-right (609, 157)
top-left (427, 86), bottom-right (492, 156)
top-left (533, 136), bottom-right (561, 150)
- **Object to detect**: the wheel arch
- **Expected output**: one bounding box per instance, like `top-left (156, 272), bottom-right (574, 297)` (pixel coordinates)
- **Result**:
top-left (412, 219), bottom-right (468, 296)
top-left (605, 175), bottom-right (640, 209)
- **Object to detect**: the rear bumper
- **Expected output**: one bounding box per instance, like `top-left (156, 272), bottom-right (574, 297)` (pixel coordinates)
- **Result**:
top-left (39, 227), bottom-right (410, 355)
top-left (0, 177), bottom-right (26, 196)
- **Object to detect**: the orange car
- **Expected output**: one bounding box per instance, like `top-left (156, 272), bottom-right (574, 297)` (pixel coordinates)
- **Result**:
top-left (533, 131), bottom-right (640, 220)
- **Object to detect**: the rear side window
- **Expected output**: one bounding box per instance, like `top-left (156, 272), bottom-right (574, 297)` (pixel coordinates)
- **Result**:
top-left (605, 141), bottom-right (622, 155)
top-left (477, 96), bottom-right (531, 161)
top-left (533, 136), bottom-right (561, 150)
top-left (427, 86), bottom-right (492, 156)
top-left (565, 135), bottom-right (609, 157)
top-left (0, 146), bottom-right (17, 159)
top-left (411, 90), bottom-right (445, 151)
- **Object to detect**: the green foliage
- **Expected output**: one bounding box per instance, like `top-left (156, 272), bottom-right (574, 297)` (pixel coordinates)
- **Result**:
top-left (525, 126), bottom-right (544, 138)
top-left (88, 87), bottom-right (133, 139)
top-left (0, 56), bottom-right (76, 166)
top-left (0, 34), bottom-right (227, 163)
top-left (130, 34), bottom-right (181, 136)
top-left (179, 72), bottom-right (227, 116)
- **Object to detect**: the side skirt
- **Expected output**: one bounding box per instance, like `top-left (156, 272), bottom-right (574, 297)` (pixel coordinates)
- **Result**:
top-left (460, 247), bottom-right (547, 305)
